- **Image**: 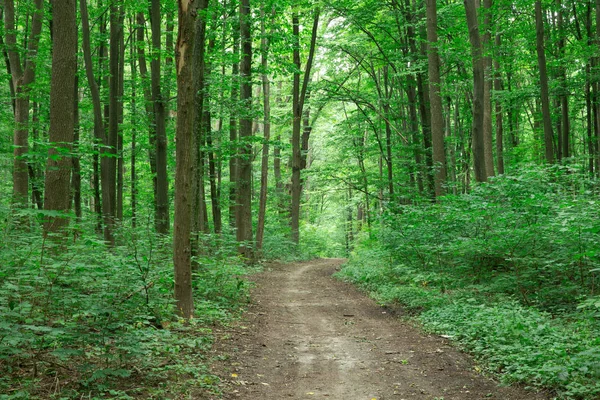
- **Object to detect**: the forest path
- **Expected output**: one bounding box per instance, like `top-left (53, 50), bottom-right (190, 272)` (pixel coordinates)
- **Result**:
top-left (208, 259), bottom-right (548, 400)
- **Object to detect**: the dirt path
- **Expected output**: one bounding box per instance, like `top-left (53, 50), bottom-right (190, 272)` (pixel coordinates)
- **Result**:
top-left (208, 259), bottom-right (550, 400)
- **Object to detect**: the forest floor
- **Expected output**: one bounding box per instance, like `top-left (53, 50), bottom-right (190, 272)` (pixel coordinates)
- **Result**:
top-left (205, 259), bottom-right (551, 400)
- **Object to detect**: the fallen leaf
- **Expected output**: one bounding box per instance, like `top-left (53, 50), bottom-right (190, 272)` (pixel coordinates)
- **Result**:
top-left (231, 373), bottom-right (238, 378)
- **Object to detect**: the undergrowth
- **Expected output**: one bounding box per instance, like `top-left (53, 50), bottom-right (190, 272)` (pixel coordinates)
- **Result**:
top-left (0, 213), bottom-right (252, 399)
top-left (338, 165), bottom-right (600, 400)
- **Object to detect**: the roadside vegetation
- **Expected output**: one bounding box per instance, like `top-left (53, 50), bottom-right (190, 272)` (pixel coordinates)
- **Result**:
top-left (338, 165), bottom-right (600, 400)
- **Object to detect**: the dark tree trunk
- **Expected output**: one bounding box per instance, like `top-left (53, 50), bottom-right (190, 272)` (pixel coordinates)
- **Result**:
top-left (151, 0), bottom-right (170, 234)
top-left (256, 4), bottom-right (272, 252)
top-left (236, 0), bottom-right (253, 259)
top-left (291, 9), bottom-right (319, 244)
top-left (71, 75), bottom-right (82, 221)
top-left (494, 34), bottom-right (505, 175)
top-left (426, 0), bottom-right (447, 197)
top-left (43, 0), bottom-right (77, 234)
top-left (229, 10), bottom-right (240, 229)
top-left (482, 0), bottom-right (495, 177)
top-left (173, 0), bottom-right (198, 321)
top-left (535, 0), bottom-right (556, 163)
top-left (81, 0), bottom-right (106, 234)
top-left (130, 29), bottom-right (138, 228)
top-left (465, 0), bottom-right (487, 181)
top-left (4, 0), bottom-right (44, 208)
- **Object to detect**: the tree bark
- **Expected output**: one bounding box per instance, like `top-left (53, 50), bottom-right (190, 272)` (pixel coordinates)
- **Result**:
top-left (465, 0), bottom-right (487, 182)
top-left (4, 0), bottom-right (44, 208)
top-left (236, 0), bottom-right (253, 258)
top-left (535, 0), bottom-right (556, 163)
top-left (291, 8), bottom-right (320, 244)
top-left (173, 0), bottom-right (197, 320)
top-left (482, 0), bottom-right (495, 177)
top-left (256, 3), bottom-right (272, 251)
top-left (426, 0), bottom-right (447, 197)
top-left (151, 0), bottom-right (170, 234)
top-left (494, 33), bottom-right (505, 175)
top-left (229, 9), bottom-right (240, 229)
top-left (43, 0), bottom-right (77, 235)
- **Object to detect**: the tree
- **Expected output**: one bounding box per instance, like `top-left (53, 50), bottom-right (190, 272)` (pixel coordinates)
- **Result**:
top-left (465, 0), bottom-right (487, 182)
top-left (426, 0), bottom-right (447, 197)
top-left (535, 0), bottom-right (555, 164)
top-left (173, 0), bottom-right (197, 320)
top-left (236, 0), bottom-right (253, 258)
top-left (43, 0), bottom-right (77, 234)
top-left (151, 0), bottom-right (170, 234)
top-left (291, 8), bottom-right (319, 244)
top-left (4, 0), bottom-right (44, 208)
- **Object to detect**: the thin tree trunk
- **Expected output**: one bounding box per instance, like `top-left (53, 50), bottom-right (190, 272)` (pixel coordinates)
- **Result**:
top-left (557, 0), bottom-right (569, 159)
top-left (494, 33), bottom-right (505, 175)
top-left (71, 75), bottom-right (82, 221)
top-left (130, 29), bottom-right (138, 228)
top-left (465, 0), bottom-right (487, 182)
top-left (482, 0), bottom-right (495, 177)
top-left (256, 3), bottom-right (272, 251)
top-left (229, 10), bottom-right (240, 229)
top-left (426, 0), bottom-right (447, 197)
top-left (236, 0), bottom-right (253, 258)
top-left (151, 0), bottom-right (170, 234)
top-left (80, 0), bottom-right (107, 235)
top-left (291, 9), bottom-right (320, 244)
top-left (535, 0), bottom-right (556, 163)
top-left (173, 0), bottom-right (198, 321)
top-left (5, 0), bottom-right (44, 208)
top-left (43, 0), bottom-right (77, 235)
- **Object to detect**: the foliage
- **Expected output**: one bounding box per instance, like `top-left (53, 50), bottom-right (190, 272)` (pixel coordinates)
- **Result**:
top-left (0, 212), bottom-right (250, 399)
top-left (338, 165), bottom-right (600, 399)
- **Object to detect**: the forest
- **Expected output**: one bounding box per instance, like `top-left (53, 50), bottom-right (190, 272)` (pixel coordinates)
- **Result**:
top-left (1, 0), bottom-right (600, 398)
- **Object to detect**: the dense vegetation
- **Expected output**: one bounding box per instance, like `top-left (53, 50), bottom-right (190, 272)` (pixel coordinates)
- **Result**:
top-left (339, 166), bottom-right (600, 399)
top-left (2, 0), bottom-right (600, 398)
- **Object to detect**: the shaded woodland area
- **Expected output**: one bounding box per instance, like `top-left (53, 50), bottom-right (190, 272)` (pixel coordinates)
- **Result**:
top-left (1, 0), bottom-right (600, 398)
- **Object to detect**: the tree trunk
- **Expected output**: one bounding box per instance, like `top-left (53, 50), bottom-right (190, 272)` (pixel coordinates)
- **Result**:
top-left (4, 0), bottom-right (44, 208)
top-left (236, 0), bottom-right (254, 259)
top-left (291, 9), bottom-right (320, 244)
top-left (136, 12), bottom-right (159, 215)
top-left (43, 0), bottom-right (77, 235)
top-left (71, 75), bottom-right (82, 222)
top-left (229, 11), bottom-right (240, 229)
top-left (465, 0), bottom-right (487, 182)
top-left (130, 30), bottom-right (138, 228)
top-left (482, 0), bottom-right (495, 177)
top-left (256, 3), bottom-right (272, 251)
top-left (426, 0), bottom-right (447, 197)
top-left (535, 0), bottom-right (555, 163)
top-left (192, 0), bottom-right (210, 236)
top-left (151, 0), bottom-right (170, 234)
top-left (494, 33), bottom-right (505, 175)
top-left (556, 0), bottom-right (569, 159)
top-left (81, 0), bottom-right (107, 235)
top-left (173, 0), bottom-right (198, 321)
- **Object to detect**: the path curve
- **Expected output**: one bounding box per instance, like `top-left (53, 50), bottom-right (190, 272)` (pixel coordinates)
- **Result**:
top-left (209, 259), bottom-right (550, 400)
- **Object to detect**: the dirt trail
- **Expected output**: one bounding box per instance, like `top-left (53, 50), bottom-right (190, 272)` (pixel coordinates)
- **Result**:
top-left (209, 259), bottom-right (549, 400)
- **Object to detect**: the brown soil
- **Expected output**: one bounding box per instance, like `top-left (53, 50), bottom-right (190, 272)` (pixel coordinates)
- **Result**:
top-left (207, 259), bottom-right (551, 400)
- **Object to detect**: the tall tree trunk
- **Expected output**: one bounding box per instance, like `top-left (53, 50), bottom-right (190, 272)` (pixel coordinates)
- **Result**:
top-left (237, 0), bottom-right (253, 258)
top-left (116, 9), bottom-right (125, 223)
top-left (256, 3), bottom-right (272, 251)
top-left (229, 10), bottom-right (240, 229)
top-left (426, 0), bottom-right (447, 197)
top-left (105, 0), bottom-right (121, 244)
top-left (465, 0), bottom-right (487, 182)
top-left (535, 0), bottom-right (556, 163)
top-left (482, 0), bottom-right (495, 177)
top-left (43, 0), bottom-right (77, 234)
top-left (136, 13), bottom-right (158, 214)
top-left (382, 67), bottom-right (395, 198)
top-left (557, 0), bottom-right (569, 159)
top-left (130, 30), bottom-right (138, 228)
top-left (4, 0), bottom-right (44, 208)
top-left (80, 0), bottom-right (106, 234)
top-left (291, 9), bottom-right (320, 244)
top-left (71, 76), bottom-right (82, 221)
top-left (151, 0), bottom-right (170, 234)
top-left (173, 0), bottom-right (198, 321)
top-left (192, 0), bottom-right (210, 236)
top-left (494, 33), bottom-right (505, 175)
